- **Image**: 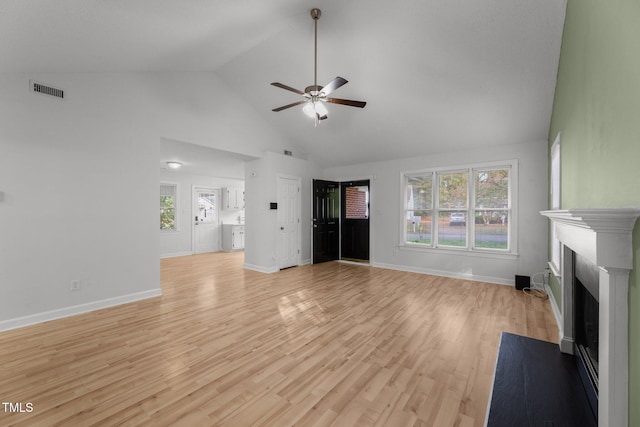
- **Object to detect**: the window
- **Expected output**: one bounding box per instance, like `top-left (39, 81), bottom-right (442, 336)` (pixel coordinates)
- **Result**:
top-left (406, 174), bottom-right (433, 244)
top-left (550, 134), bottom-right (561, 272)
top-left (197, 192), bottom-right (216, 223)
top-left (438, 171), bottom-right (468, 247)
top-left (160, 184), bottom-right (177, 231)
top-left (403, 161), bottom-right (515, 253)
top-left (345, 185), bottom-right (369, 219)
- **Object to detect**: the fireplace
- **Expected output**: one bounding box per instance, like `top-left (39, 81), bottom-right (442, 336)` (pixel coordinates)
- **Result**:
top-left (574, 253), bottom-right (599, 418)
top-left (540, 208), bottom-right (640, 427)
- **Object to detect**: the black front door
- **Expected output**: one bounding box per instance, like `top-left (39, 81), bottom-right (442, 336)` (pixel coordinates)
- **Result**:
top-left (341, 180), bottom-right (370, 262)
top-left (312, 180), bottom-right (340, 263)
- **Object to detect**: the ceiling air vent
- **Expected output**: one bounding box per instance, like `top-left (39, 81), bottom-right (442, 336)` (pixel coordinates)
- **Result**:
top-left (30, 80), bottom-right (64, 99)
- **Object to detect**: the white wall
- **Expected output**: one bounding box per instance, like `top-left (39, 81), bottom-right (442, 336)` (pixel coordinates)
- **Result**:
top-left (244, 152), bottom-right (321, 272)
top-left (323, 140), bottom-right (549, 285)
top-left (0, 68), bottom-right (549, 329)
top-left (160, 170), bottom-right (245, 258)
top-left (0, 71), bottom-right (285, 330)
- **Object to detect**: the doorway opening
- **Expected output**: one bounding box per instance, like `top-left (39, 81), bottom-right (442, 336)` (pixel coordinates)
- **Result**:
top-left (312, 179), bottom-right (370, 264)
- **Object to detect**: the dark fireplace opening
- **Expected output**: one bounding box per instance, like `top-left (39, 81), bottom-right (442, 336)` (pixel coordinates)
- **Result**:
top-left (574, 253), bottom-right (599, 419)
top-left (575, 277), bottom-right (599, 384)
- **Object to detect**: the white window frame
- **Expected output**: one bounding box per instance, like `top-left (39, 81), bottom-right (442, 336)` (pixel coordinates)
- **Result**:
top-left (549, 133), bottom-right (562, 276)
top-left (160, 182), bottom-right (178, 232)
top-left (401, 160), bottom-right (518, 257)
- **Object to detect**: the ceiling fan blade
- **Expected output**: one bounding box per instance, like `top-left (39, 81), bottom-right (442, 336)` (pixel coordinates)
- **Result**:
top-left (320, 76), bottom-right (348, 96)
top-left (272, 100), bottom-right (307, 112)
top-left (271, 82), bottom-right (305, 95)
top-left (325, 98), bottom-right (367, 108)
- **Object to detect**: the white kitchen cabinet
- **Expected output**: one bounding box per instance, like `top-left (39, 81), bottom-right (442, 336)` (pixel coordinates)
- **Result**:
top-left (222, 187), bottom-right (245, 210)
top-left (222, 224), bottom-right (244, 251)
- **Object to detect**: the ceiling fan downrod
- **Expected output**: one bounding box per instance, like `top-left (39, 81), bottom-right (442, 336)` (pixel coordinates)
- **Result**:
top-left (311, 8), bottom-right (321, 92)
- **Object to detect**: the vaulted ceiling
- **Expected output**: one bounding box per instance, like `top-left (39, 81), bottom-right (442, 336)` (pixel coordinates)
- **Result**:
top-left (1, 0), bottom-right (567, 167)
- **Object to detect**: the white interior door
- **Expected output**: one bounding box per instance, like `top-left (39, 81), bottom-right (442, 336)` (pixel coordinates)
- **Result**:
top-left (277, 176), bottom-right (300, 269)
top-left (193, 188), bottom-right (220, 254)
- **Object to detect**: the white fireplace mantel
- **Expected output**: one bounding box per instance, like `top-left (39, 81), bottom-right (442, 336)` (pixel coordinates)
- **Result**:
top-left (540, 207), bottom-right (640, 427)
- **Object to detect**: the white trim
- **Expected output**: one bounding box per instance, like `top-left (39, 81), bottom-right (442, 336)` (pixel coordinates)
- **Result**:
top-left (549, 134), bottom-right (562, 278)
top-left (540, 207), bottom-right (640, 427)
top-left (544, 281), bottom-right (563, 344)
top-left (550, 133), bottom-right (561, 210)
top-left (541, 208), bottom-right (640, 269)
top-left (160, 251), bottom-right (193, 259)
top-left (0, 289), bottom-right (162, 332)
top-left (548, 260), bottom-right (561, 279)
top-left (339, 260), bottom-right (371, 267)
top-left (371, 261), bottom-right (512, 286)
top-left (398, 244), bottom-right (519, 260)
top-left (243, 263), bottom-right (279, 274)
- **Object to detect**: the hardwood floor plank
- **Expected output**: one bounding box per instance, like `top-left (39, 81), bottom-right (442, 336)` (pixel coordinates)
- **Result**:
top-left (0, 252), bottom-right (558, 426)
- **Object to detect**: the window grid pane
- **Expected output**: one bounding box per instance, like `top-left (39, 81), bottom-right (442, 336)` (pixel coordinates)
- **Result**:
top-left (198, 193), bottom-right (216, 224)
top-left (474, 209), bottom-right (508, 249)
top-left (407, 175), bottom-right (433, 210)
top-left (160, 184), bottom-right (177, 231)
top-left (438, 172), bottom-right (467, 210)
top-left (405, 175), bottom-right (433, 245)
top-left (475, 169), bottom-right (509, 209)
top-left (346, 186), bottom-right (369, 219)
top-left (437, 211), bottom-right (466, 247)
top-left (406, 210), bottom-right (432, 244)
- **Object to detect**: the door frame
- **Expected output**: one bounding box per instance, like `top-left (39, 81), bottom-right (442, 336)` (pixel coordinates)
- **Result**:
top-left (277, 174), bottom-right (302, 269)
top-left (312, 179), bottom-right (341, 264)
top-left (191, 186), bottom-right (220, 254)
top-left (340, 179), bottom-right (370, 263)
top-left (311, 175), bottom-right (374, 264)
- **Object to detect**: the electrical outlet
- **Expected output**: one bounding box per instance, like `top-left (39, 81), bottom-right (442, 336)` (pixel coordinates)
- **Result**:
top-left (70, 280), bottom-right (81, 291)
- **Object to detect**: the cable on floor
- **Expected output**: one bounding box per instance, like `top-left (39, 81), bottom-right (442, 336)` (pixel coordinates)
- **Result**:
top-left (523, 270), bottom-right (549, 299)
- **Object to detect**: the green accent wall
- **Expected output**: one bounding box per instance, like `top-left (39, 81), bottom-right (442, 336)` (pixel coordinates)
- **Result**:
top-left (548, 0), bottom-right (640, 424)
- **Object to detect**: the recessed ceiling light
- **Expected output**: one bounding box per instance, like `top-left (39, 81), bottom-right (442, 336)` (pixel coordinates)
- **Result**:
top-left (166, 161), bottom-right (182, 169)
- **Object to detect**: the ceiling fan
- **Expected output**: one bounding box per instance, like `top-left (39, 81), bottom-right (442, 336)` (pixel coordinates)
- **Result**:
top-left (271, 8), bottom-right (366, 123)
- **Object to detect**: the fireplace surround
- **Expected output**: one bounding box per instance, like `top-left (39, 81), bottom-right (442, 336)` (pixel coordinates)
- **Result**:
top-left (540, 208), bottom-right (640, 427)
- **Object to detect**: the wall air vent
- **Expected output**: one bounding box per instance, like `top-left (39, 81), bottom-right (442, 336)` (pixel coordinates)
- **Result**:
top-left (30, 80), bottom-right (64, 99)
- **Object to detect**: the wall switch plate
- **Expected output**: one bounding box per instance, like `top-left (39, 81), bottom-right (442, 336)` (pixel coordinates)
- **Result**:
top-left (70, 280), bottom-right (81, 291)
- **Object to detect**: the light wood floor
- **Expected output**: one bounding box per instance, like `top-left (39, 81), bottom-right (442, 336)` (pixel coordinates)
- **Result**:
top-left (0, 252), bottom-right (558, 426)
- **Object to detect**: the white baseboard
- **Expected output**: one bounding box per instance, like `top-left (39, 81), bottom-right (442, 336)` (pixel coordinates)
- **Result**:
top-left (545, 282), bottom-right (564, 344)
top-left (243, 263), bottom-right (278, 274)
top-left (0, 288), bottom-right (162, 333)
top-left (244, 260), bottom-right (310, 273)
top-left (371, 261), bottom-right (513, 286)
top-left (160, 251), bottom-right (192, 259)
top-left (339, 260), bottom-right (371, 266)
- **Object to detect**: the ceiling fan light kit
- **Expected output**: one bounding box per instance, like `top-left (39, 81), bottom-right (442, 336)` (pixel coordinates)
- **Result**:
top-left (271, 8), bottom-right (366, 125)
